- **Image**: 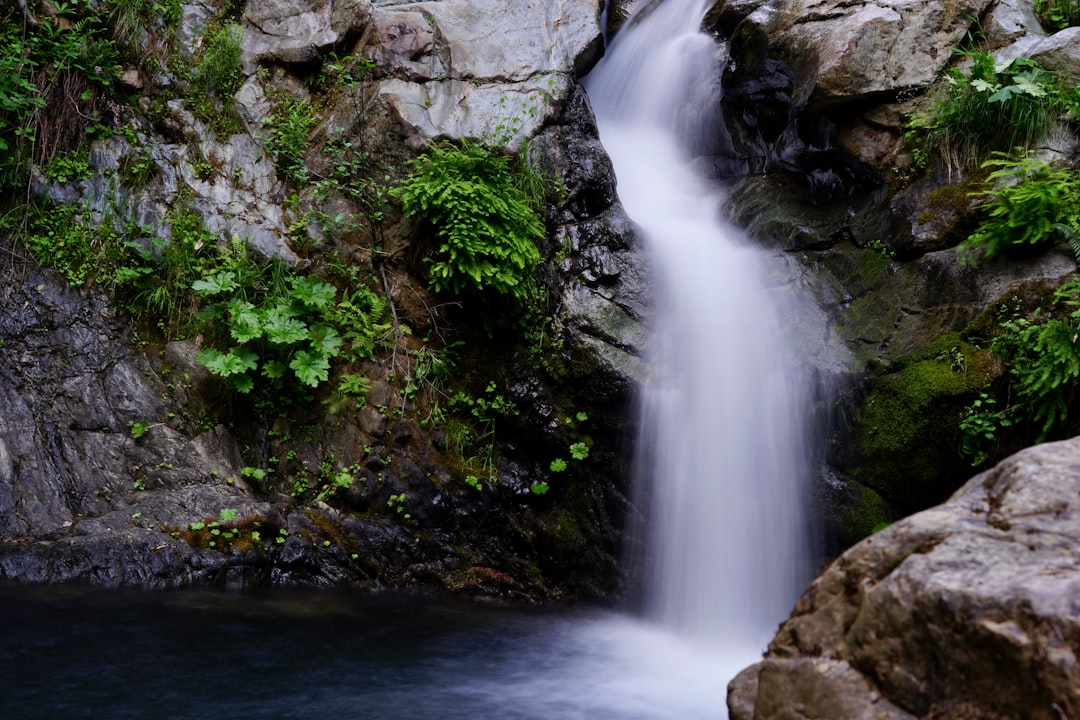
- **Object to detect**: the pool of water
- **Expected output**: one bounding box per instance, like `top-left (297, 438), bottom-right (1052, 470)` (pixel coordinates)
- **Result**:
top-left (0, 587), bottom-right (760, 719)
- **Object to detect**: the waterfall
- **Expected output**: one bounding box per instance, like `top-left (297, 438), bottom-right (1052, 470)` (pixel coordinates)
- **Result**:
top-left (585, 0), bottom-right (815, 650)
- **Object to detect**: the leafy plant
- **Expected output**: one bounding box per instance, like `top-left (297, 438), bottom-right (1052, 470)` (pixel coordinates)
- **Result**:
top-left (264, 94), bottom-right (318, 184)
top-left (325, 373), bottom-right (371, 415)
top-left (44, 153), bottom-right (93, 184)
top-left (1034, 0), bottom-right (1080, 30)
top-left (391, 140), bottom-right (544, 310)
top-left (962, 280), bottom-right (1080, 466)
top-left (960, 153), bottom-right (1080, 263)
top-left (0, 9), bottom-right (120, 188)
top-left (194, 269), bottom-right (342, 393)
top-left (194, 22), bottom-right (243, 99)
top-left (906, 53), bottom-right (1065, 174)
top-left (386, 492), bottom-right (411, 520)
top-left (959, 393), bottom-right (1016, 466)
top-left (445, 381), bottom-right (518, 482)
top-left (128, 418), bottom-right (151, 439)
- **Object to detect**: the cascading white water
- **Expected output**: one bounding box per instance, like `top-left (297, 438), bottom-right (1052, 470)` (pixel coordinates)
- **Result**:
top-left (585, 0), bottom-right (815, 650)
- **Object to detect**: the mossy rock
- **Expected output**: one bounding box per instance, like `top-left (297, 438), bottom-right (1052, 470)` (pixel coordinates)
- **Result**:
top-left (845, 482), bottom-right (893, 541)
top-left (852, 333), bottom-right (1000, 514)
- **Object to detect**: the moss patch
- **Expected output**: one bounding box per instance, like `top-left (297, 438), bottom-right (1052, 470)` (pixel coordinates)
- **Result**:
top-left (853, 333), bottom-right (998, 513)
top-left (845, 482), bottom-right (893, 542)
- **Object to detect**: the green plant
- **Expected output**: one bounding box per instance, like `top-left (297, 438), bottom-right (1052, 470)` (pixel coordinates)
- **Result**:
top-left (128, 418), bottom-right (150, 439)
top-left (569, 442), bottom-right (589, 461)
top-left (241, 466), bottom-right (267, 482)
top-left (264, 94), bottom-right (317, 184)
top-left (22, 201), bottom-right (136, 287)
top-left (386, 492), bottom-right (411, 520)
top-left (0, 9), bottom-right (120, 188)
top-left (391, 140), bottom-right (544, 310)
top-left (193, 269), bottom-right (342, 393)
top-left (964, 281), bottom-right (1080, 458)
top-left (906, 53), bottom-right (1065, 173)
top-left (108, 0), bottom-right (181, 49)
top-left (960, 153), bottom-right (1080, 263)
top-left (194, 22), bottom-right (242, 99)
top-left (323, 283), bottom-right (393, 361)
top-left (320, 53), bottom-right (375, 91)
top-left (549, 458), bottom-right (567, 473)
top-left (326, 373), bottom-right (372, 414)
top-left (959, 392), bottom-right (1017, 466)
top-left (44, 153), bottom-right (93, 184)
top-left (934, 345), bottom-right (967, 374)
top-left (1034, 0), bottom-right (1080, 29)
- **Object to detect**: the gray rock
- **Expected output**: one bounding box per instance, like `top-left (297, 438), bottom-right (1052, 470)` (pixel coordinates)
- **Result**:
top-left (0, 267), bottom-right (257, 586)
top-left (242, 0), bottom-right (370, 66)
top-left (372, 0), bottom-right (603, 149)
top-left (730, 437), bottom-right (1080, 719)
top-left (766, 0), bottom-right (994, 107)
top-left (998, 26), bottom-right (1080, 86)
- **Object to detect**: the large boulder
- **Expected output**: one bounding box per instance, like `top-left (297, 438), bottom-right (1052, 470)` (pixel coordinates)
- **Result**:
top-left (242, 0), bottom-right (369, 66)
top-left (372, 0), bottom-right (603, 149)
top-left (761, 0), bottom-right (995, 107)
top-left (729, 437), bottom-right (1080, 720)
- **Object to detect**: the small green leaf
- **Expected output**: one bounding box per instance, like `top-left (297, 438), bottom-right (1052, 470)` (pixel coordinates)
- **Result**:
top-left (228, 299), bottom-right (263, 343)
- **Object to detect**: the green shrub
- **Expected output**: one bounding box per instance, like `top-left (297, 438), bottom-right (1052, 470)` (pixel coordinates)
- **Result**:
top-left (992, 281), bottom-right (1080, 438)
top-left (391, 140), bottom-right (544, 310)
top-left (193, 250), bottom-right (342, 394)
top-left (1034, 0), bottom-right (1080, 30)
top-left (907, 53), bottom-right (1064, 173)
top-left (960, 153), bottom-right (1080, 263)
top-left (961, 281), bottom-right (1080, 465)
top-left (0, 10), bottom-right (119, 188)
top-left (264, 95), bottom-right (318, 183)
top-left (194, 22), bottom-right (243, 98)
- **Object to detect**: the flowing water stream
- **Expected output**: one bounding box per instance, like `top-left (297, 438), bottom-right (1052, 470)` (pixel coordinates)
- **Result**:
top-left (0, 3), bottom-right (816, 717)
top-left (586, 0), bottom-right (815, 649)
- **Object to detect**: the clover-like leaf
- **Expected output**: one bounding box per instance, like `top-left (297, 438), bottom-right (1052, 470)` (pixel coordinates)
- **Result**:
top-left (261, 359), bottom-right (288, 379)
top-left (225, 299), bottom-right (263, 343)
top-left (197, 347), bottom-right (258, 378)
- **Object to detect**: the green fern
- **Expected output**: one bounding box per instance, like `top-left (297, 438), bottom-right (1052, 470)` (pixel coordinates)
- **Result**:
top-left (990, 280), bottom-right (1080, 440)
top-left (961, 154), bottom-right (1080, 264)
top-left (391, 140), bottom-right (543, 309)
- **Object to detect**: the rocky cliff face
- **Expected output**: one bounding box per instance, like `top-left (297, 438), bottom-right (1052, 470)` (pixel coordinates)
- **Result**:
top-left (0, 0), bottom-right (647, 599)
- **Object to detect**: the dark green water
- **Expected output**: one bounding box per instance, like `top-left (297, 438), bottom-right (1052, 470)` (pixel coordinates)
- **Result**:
top-left (0, 587), bottom-right (740, 719)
